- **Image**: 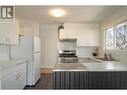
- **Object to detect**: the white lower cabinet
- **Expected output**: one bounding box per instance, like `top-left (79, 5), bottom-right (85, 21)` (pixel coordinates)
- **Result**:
top-left (1, 62), bottom-right (27, 89)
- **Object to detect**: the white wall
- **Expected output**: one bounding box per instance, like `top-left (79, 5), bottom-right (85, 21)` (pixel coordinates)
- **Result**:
top-left (100, 7), bottom-right (127, 61)
top-left (40, 24), bottom-right (58, 68)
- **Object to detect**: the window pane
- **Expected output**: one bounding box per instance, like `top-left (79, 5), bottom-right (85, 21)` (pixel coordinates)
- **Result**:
top-left (116, 22), bottom-right (127, 50)
top-left (106, 27), bottom-right (114, 50)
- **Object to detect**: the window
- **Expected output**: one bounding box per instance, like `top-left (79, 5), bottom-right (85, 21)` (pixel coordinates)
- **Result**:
top-left (116, 22), bottom-right (127, 50)
top-left (105, 21), bottom-right (127, 50)
top-left (105, 27), bottom-right (114, 50)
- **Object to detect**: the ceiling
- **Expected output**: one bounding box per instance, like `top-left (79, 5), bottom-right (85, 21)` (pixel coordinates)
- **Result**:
top-left (15, 6), bottom-right (122, 24)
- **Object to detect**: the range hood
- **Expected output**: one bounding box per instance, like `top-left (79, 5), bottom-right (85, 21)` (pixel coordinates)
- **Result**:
top-left (58, 24), bottom-right (77, 42)
top-left (59, 39), bottom-right (77, 42)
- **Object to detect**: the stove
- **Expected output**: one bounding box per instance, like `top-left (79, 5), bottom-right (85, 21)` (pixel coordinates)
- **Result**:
top-left (59, 50), bottom-right (78, 63)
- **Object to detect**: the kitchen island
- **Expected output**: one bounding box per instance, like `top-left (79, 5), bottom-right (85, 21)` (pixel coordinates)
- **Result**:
top-left (53, 59), bottom-right (127, 89)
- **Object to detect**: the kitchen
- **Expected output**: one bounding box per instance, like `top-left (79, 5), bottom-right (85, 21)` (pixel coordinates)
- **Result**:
top-left (0, 6), bottom-right (127, 89)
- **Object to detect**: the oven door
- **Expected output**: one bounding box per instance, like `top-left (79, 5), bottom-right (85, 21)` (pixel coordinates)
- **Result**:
top-left (59, 57), bottom-right (78, 63)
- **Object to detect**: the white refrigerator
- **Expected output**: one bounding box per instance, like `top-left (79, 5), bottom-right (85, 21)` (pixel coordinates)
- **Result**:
top-left (11, 36), bottom-right (41, 86)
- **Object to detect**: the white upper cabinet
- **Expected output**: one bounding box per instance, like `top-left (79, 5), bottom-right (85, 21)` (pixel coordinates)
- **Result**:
top-left (0, 19), bottom-right (19, 44)
top-left (59, 23), bottom-right (77, 40)
top-left (77, 24), bottom-right (100, 46)
top-left (19, 21), bottom-right (39, 37)
top-left (59, 23), bottom-right (100, 46)
top-left (59, 29), bottom-right (76, 39)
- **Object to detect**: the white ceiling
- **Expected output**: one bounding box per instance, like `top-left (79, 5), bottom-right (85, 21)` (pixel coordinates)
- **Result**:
top-left (15, 6), bottom-right (121, 24)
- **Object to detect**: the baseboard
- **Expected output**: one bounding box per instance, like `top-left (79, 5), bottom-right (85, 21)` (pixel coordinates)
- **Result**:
top-left (40, 68), bottom-right (53, 73)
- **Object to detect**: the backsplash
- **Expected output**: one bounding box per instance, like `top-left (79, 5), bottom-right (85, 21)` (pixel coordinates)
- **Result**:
top-left (58, 41), bottom-right (76, 50)
top-left (76, 46), bottom-right (99, 58)
top-left (58, 42), bottom-right (99, 58)
top-left (0, 44), bottom-right (9, 61)
top-left (100, 50), bottom-right (127, 62)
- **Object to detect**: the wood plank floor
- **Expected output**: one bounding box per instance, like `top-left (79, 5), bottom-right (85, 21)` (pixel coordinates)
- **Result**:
top-left (25, 73), bottom-right (53, 89)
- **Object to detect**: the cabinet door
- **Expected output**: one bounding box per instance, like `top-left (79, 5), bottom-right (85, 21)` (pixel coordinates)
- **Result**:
top-left (77, 29), bottom-right (100, 46)
top-left (77, 30), bottom-right (90, 46)
top-left (0, 20), bottom-right (9, 44)
top-left (0, 20), bottom-right (19, 44)
top-left (17, 62), bottom-right (27, 89)
top-left (1, 65), bottom-right (20, 89)
top-left (2, 74), bottom-right (19, 89)
top-left (1, 62), bottom-right (27, 89)
top-left (9, 20), bottom-right (19, 44)
top-left (89, 29), bottom-right (100, 46)
top-left (59, 29), bottom-right (76, 39)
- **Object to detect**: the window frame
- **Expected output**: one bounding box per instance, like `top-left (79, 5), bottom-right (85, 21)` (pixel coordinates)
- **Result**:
top-left (104, 20), bottom-right (127, 51)
top-left (105, 26), bottom-right (114, 50)
top-left (116, 21), bottom-right (127, 50)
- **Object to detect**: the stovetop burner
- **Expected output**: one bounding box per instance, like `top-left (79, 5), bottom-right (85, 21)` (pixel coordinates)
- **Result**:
top-left (58, 50), bottom-right (78, 63)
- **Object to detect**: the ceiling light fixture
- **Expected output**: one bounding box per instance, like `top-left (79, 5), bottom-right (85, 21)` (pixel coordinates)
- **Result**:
top-left (50, 9), bottom-right (65, 18)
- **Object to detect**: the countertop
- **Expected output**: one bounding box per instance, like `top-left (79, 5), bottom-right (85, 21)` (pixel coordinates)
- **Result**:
top-left (53, 63), bottom-right (88, 71)
top-left (81, 57), bottom-right (127, 71)
top-left (54, 58), bottom-right (127, 71)
top-left (0, 58), bottom-right (28, 72)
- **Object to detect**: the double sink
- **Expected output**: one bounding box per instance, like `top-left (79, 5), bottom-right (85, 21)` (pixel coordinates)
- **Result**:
top-left (96, 58), bottom-right (117, 61)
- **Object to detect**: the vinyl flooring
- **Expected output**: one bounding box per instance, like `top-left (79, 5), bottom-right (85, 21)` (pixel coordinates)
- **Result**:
top-left (24, 73), bottom-right (53, 89)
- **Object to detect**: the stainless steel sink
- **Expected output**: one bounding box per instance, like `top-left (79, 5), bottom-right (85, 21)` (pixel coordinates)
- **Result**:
top-left (78, 58), bottom-right (101, 63)
top-left (96, 58), bottom-right (117, 61)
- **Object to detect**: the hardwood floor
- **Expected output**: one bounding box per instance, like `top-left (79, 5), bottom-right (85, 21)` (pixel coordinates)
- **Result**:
top-left (25, 73), bottom-right (53, 89)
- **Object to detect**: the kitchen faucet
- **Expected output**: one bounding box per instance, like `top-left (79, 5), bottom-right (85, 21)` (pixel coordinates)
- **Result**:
top-left (108, 53), bottom-right (112, 60)
top-left (104, 52), bottom-right (112, 60)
